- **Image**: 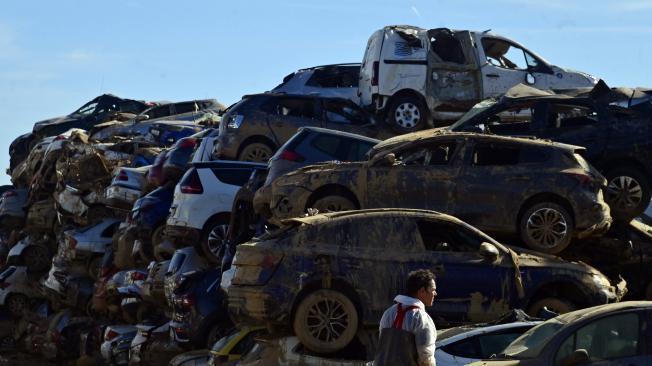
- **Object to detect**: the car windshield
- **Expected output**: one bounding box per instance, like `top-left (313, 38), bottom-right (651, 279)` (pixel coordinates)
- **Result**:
top-left (449, 99), bottom-right (497, 130)
top-left (502, 318), bottom-right (566, 358)
top-left (73, 100), bottom-right (99, 116)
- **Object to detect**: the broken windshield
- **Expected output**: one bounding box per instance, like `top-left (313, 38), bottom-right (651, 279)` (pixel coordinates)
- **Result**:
top-left (449, 99), bottom-right (497, 130)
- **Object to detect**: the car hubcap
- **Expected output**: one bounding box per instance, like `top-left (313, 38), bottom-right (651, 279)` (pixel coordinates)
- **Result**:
top-left (394, 102), bottom-right (420, 128)
top-left (526, 208), bottom-right (568, 249)
top-left (606, 175), bottom-right (643, 211)
top-left (207, 224), bottom-right (229, 257)
top-left (306, 298), bottom-right (349, 343)
top-left (245, 147), bottom-right (271, 162)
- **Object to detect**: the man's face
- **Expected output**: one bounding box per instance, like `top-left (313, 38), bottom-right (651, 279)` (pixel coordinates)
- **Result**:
top-left (418, 279), bottom-right (437, 307)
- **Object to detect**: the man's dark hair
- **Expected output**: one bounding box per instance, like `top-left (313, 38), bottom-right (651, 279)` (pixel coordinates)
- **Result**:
top-left (406, 269), bottom-right (436, 297)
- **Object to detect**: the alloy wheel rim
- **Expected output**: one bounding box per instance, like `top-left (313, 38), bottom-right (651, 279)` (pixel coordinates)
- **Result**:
top-left (394, 102), bottom-right (420, 128)
top-left (526, 208), bottom-right (568, 249)
top-left (208, 224), bottom-right (229, 256)
top-left (306, 297), bottom-right (349, 343)
top-left (245, 147), bottom-right (271, 162)
top-left (606, 175), bottom-right (643, 210)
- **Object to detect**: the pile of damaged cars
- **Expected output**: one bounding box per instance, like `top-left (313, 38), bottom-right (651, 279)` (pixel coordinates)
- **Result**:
top-left (0, 24), bottom-right (651, 366)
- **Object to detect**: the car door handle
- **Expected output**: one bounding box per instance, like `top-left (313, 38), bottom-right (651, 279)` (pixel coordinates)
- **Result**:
top-left (486, 74), bottom-right (500, 78)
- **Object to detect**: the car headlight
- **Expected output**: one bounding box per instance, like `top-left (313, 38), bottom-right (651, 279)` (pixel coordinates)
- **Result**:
top-left (227, 114), bottom-right (244, 129)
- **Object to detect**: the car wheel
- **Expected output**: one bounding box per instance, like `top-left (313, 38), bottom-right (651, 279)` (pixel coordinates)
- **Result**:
top-left (87, 256), bottom-right (102, 281)
top-left (387, 96), bottom-right (427, 134)
top-left (605, 167), bottom-right (651, 221)
top-left (311, 195), bottom-right (356, 214)
top-left (5, 294), bottom-right (28, 317)
top-left (24, 245), bottom-right (50, 273)
top-left (520, 202), bottom-right (573, 254)
top-left (238, 143), bottom-right (274, 163)
top-left (527, 297), bottom-right (576, 317)
top-left (293, 289), bottom-right (359, 353)
top-left (198, 219), bottom-right (230, 264)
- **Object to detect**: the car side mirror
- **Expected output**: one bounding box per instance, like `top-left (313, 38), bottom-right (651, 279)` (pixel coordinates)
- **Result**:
top-left (526, 73), bottom-right (536, 85)
top-left (136, 114), bottom-right (150, 122)
top-left (559, 349), bottom-right (589, 366)
top-left (479, 242), bottom-right (499, 262)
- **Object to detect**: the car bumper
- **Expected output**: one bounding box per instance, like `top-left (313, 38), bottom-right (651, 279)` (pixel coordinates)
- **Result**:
top-left (105, 185), bottom-right (141, 208)
top-left (576, 200), bottom-right (612, 239)
top-left (252, 185), bottom-right (273, 219)
top-left (227, 285), bottom-right (288, 325)
top-left (165, 225), bottom-right (200, 247)
top-left (269, 186), bottom-right (313, 223)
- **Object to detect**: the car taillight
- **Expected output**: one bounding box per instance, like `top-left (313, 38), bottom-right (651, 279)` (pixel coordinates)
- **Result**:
top-left (129, 271), bottom-right (146, 282)
top-left (178, 138), bottom-right (197, 149)
top-left (105, 329), bottom-right (119, 341)
top-left (278, 150), bottom-right (305, 162)
top-left (116, 170), bottom-right (129, 181)
top-left (180, 170), bottom-right (203, 194)
top-left (372, 61), bottom-right (379, 86)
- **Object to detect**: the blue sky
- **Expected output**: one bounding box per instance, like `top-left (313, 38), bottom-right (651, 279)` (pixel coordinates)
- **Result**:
top-left (1, 0), bottom-right (652, 185)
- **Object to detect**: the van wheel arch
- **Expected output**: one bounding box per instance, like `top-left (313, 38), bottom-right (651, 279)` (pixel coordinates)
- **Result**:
top-left (306, 185), bottom-right (360, 212)
top-left (236, 136), bottom-right (276, 162)
top-left (525, 281), bottom-right (588, 316)
top-left (385, 90), bottom-right (430, 133)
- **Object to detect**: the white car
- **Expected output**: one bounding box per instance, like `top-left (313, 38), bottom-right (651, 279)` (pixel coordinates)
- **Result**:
top-left (166, 160), bottom-right (266, 262)
top-left (435, 320), bottom-right (540, 365)
top-left (105, 165), bottom-right (150, 209)
top-left (0, 266), bottom-right (43, 316)
top-left (271, 63), bottom-right (361, 104)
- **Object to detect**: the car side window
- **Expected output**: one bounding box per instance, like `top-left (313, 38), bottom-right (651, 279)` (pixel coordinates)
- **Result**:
top-left (213, 168), bottom-right (256, 186)
top-left (264, 98), bottom-right (316, 119)
top-left (554, 313), bottom-right (641, 365)
top-left (417, 220), bottom-right (484, 252)
top-left (477, 330), bottom-right (529, 357)
top-left (473, 143), bottom-right (519, 166)
top-left (310, 134), bottom-right (341, 158)
top-left (174, 102), bottom-right (198, 114)
top-left (441, 338), bottom-right (480, 358)
top-left (306, 67), bottom-right (358, 88)
top-left (323, 101), bottom-right (366, 125)
top-left (547, 104), bottom-right (599, 129)
top-left (77, 102), bottom-right (98, 116)
top-left (482, 38), bottom-right (528, 70)
top-left (344, 140), bottom-right (376, 161)
top-left (479, 105), bottom-right (535, 135)
top-left (397, 141), bottom-right (457, 166)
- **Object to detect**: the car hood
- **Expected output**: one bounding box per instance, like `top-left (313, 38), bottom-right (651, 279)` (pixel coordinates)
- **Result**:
top-left (33, 116), bottom-right (76, 132)
top-left (511, 246), bottom-right (599, 275)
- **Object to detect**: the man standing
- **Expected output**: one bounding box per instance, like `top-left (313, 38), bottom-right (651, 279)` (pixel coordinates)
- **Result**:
top-left (374, 269), bottom-right (438, 366)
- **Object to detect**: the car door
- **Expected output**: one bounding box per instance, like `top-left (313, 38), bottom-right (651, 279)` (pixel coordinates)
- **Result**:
top-left (453, 140), bottom-right (547, 232)
top-left (416, 219), bottom-right (517, 324)
top-left (426, 29), bottom-right (481, 109)
top-left (479, 37), bottom-right (550, 98)
top-left (365, 139), bottom-right (463, 212)
top-left (265, 96), bottom-right (320, 146)
top-left (552, 309), bottom-right (651, 366)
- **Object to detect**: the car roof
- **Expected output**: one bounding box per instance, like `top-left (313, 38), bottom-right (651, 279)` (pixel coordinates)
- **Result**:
top-left (296, 127), bottom-right (381, 144)
top-left (282, 208), bottom-right (463, 226)
top-left (244, 92), bottom-right (358, 104)
top-left (295, 63), bottom-right (361, 72)
top-left (554, 301), bottom-right (652, 325)
top-left (371, 130), bottom-right (583, 156)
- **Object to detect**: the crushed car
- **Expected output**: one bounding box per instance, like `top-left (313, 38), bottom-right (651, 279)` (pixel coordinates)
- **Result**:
top-left (227, 209), bottom-right (625, 354)
top-left (271, 63), bottom-right (361, 103)
top-left (268, 131), bottom-right (611, 253)
top-left (359, 25), bottom-right (598, 132)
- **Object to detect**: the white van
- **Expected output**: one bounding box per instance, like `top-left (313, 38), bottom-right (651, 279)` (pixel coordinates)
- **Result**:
top-left (359, 25), bottom-right (598, 132)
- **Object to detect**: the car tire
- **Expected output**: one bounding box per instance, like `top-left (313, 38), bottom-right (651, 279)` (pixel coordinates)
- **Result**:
top-left (293, 289), bottom-right (359, 354)
top-left (238, 143), bottom-right (274, 163)
top-left (5, 294), bottom-right (28, 317)
top-left (311, 195), bottom-right (356, 214)
top-left (519, 202), bottom-right (574, 254)
top-left (24, 245), bottom-right (50, 273)
top-left (527, 297), bottom-right (576, 317)
top-left (387, 96), bottom-right (428, 134)
top-left (197, 217), bottom-right (230, 264)
top-left (605, 167), bottom-right (651, 222)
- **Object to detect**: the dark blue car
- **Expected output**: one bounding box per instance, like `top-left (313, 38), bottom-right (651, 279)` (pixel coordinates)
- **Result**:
top-left (130, 183), bottom-right (175, 260)
top-left (227, 209), bottom-right (626, 354)
top-left (169, 268), bottom-right (232, 349)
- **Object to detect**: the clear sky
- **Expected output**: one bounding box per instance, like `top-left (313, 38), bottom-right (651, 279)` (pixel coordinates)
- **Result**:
top-left (1, 0), bottom-right (651, 185)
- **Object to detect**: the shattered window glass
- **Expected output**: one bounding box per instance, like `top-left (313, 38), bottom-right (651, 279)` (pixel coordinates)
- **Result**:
top-left (76, 102), bottom-right (98, 116)
top-left (473, 144), bottom-right (519, 166)
top-left (306, 67), bottom-right (359, 88)
top-left (429, 29), bottom-right (465, 64)
top-left (323, 101), bottom-right (365, 124)
top-left (265, 98), bottom-right (316, 119)
top-left (548, 104), bottom-right (598, 129)
top-left (397, 141), bottom-right (457, 166)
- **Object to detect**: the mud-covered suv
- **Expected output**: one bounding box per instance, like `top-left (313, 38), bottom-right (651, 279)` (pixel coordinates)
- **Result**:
top-left (215, 94), bottom-right (395, 162)
top-left (227, 209), bottom-right (625, 354)
top-left (450, 82), bottom-right (652, 221)
top-left (268, 131), bottom-right (611, 253)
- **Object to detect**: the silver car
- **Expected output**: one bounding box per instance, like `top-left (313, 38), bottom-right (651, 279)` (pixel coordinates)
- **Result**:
top-left (105, 165), bottom-right (150, 209)
top-left (0, 266), bottom-right (43, 316)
